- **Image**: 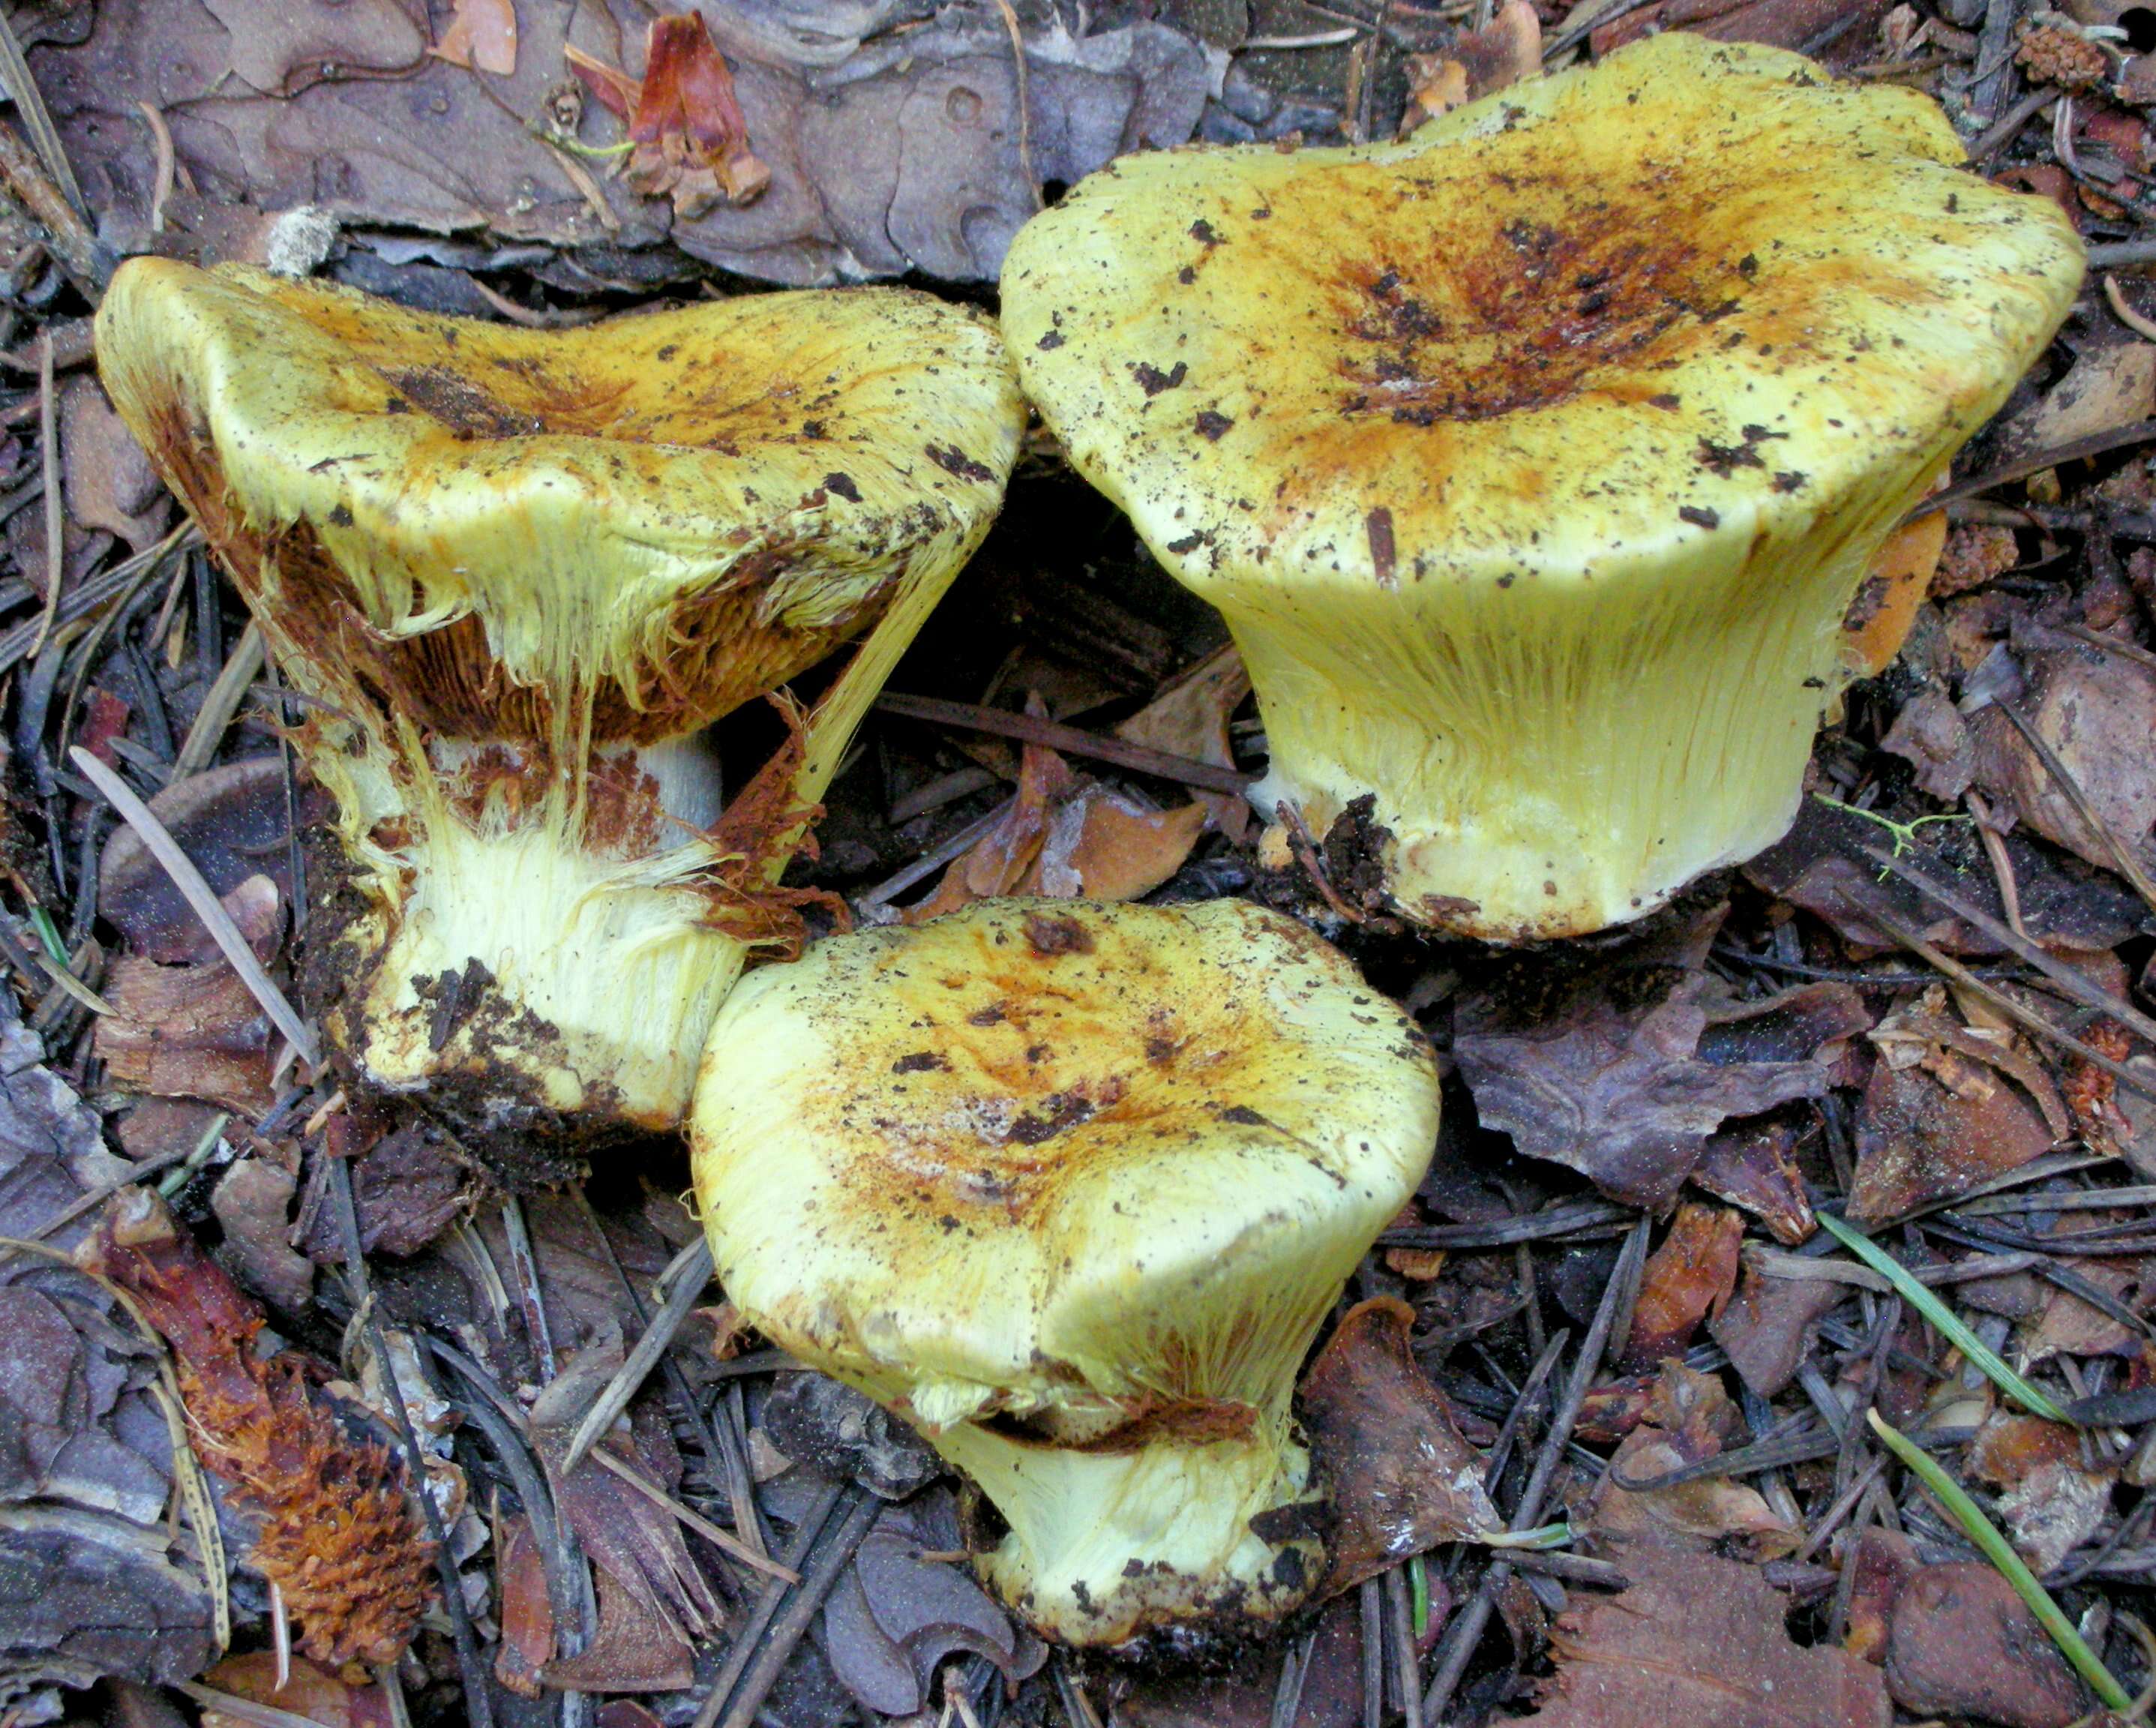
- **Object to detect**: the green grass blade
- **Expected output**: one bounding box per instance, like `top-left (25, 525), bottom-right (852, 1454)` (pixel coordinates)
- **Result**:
top-left (1867, 1408), bottom-right (2131, 1711)
top-left (1816, 1212), bottom-right (2069, 1424)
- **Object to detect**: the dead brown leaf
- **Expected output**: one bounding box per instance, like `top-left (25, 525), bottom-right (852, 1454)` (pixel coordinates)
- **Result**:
top-left (94, 874), bottom-right (283, 1117)
top-left (1620, 1203), bottom-right (1744, 1370)
top-left (1401, 0), bottom-right (1540, 130)
top-left (2026, 1247), bottom-right (2149, 1360)
top-left (198, 1654), bottom-right (391, 1728)
top-left (1690, 1117), bottom-right (1815, 1244)
top-left (1999, 340), bottom-right (2156, 464)
top-left (531, 1346), bottom-right (722, 1653)
top-left (36, 0), bottom-right (1208, 286)
top-left (568, 12), bottom-right (769, 218)
top-left (1968, 1412), bottom-right (2115, 1574)
top-left (910, 710), bottom-right (1209, 919)
top-left (1841, 1526), bottom-right (1916, 1664)
top-left (1453, 907), bottom-right (1867, 1208)
top-left (1709, 1252), bottom-right (1846, 1399)
top-left (210, 1156), bottom-right (311, 1313)
top-left (430, 0), bottom-right (517, 76)
top-left (1591, 1362), bottom-right (1799, 1558)
top-left (61, 377), bottom-right (166, 553)
top-left (1745, 795), bottom-right (2144, 956)
top-left (1883, 1562), bottom-right (2089, 1728)
top-left (491, 1512), bottom-right (552, 1699)
top-left (1882, 687), bottom-right (1978, 801)
top-left (1848, 1053), bottom-right (2059, 1223)
top-left (1301, 1298), bottom-right (1496, 1595)
top-left (1114, 644), bottom-right (1251, 841)
top-left (1973, 644), bottom-right (2156, 881)
top-left (1519, 1545), bottom-right (1889, 1728)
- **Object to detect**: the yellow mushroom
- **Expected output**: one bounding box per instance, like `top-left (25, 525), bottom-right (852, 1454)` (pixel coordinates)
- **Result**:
top-left (690, 898), bottom-right (1440, 1649)
top-left (97, 261), bottom-right (1024, 1180)
top-left (1001, 34), bottom-right (2083, 940)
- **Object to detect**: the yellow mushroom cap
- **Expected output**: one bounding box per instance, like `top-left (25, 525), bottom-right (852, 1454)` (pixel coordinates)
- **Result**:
top-left (1000, 34), bottom-right (2083, 939)
top-left (691, 897), bottom-right (1439, 1647)
top-left (97, 260), bottom-right (1023, 745)
top-left (94, 262), bottom-right (1024, 1176)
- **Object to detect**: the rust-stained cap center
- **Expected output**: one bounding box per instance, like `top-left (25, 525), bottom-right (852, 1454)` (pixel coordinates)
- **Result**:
top-left (1000, 33), bottom-right (2083, 588)
top-left (689, 898), bottom-right (1441, 1403)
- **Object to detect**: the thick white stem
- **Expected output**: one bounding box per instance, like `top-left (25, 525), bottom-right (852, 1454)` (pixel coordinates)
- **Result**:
top-left (930, 1410), bottom-right (1322, 1647)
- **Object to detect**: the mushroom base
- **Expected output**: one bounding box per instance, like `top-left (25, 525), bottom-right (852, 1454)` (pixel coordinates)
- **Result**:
top-left (932, 1414), bottom-right (1325, 1649)
top-left (321, 817), bottom-right (751, 1184)
top-left (1252, 748), bottom-right (1804, 946)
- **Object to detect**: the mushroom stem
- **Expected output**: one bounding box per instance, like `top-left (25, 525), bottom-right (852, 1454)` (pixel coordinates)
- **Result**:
top-left (334, 804), bottom-right (756, 1132)
top-left (934, 1407), bottom-right (1322, 1646)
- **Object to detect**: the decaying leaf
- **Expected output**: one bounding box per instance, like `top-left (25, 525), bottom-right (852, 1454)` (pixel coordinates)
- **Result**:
top-left (1621, 1203), bottom-right (1744, 1370)
top-left (1998, 340), bottom-right (2156, 463)
top-left (762, 1372), bottom-right (939, 1502)
top-left (1400, 0), bottom-right (1540, 129)
top-left (568, 11), bottom-right (769, 218)
top-left (1882, 1562), bottom-right (2089, 1728)
top-left (1300, 1297), bottom-right (1497, 1594)
top-left (197, 1654), bottom-right (391, 1728)
top-left (60, 376), bottom-right (167, 553)
top-left (0, 1130), bottom-right (213, 1726)
top-left (1972, 644), bottom-right (2156, 881)
top-left (82, 1190), bottom-right (433, 1673)
top-left (1690, 1117), bottom-right (1815, 1244)
top-left (1745, 795), bottom-right (2143, 956)
top-left (1590, 1362), bottom-right (1798, 1558)
top-left (1113, 644), bottom-right (1252, 841)
top-left (1591, 0), bottom-right (1891, 65)
top-left (1882, 687), bottom-right (1979, 800)
top-left (1968, 1412), bottom-right (2114, 1574)
top-left (430, 0), bottom-right (516, 76)
top-left (94, 874), bottom-right (285, 1118)
top-left (1840, 1525), bottom-right (1915, 1664)
top-left (0, 1506), bottom-right (217, 1720)
top-left (1520, 1545), bottom-right (1888, 1728)
top-left (1709, 1251), bottom-right (1846, 1399)
top-left (530, 1345), bottom-right (721, 1656)
top-left (0, 995), bottom-right (133, 1248)
top-left (2024, 1241), bottom-right (2149, 1359)
top-left (1112, 1592), bottom-right (1367, 1728)
top-left (909, 712), bottom-right (1210, 919)
top-left (209, 1156), bottom-right (312, 1313)
top-left (98, 758), bottom-right (307, 966)
top-left (1848, 1000), bottom-right (2062, 1221)
top-left (1453, 907), bottom-right (1867, 1208)
top-left (34, 0), bottom-right (1208, 286)
top-left (297, 1118), bottom-right (468, 1264)
top-left (823, 1492), bottom-right (1044, 1718)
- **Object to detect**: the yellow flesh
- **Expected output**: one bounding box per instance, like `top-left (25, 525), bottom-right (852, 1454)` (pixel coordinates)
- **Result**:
top-left (96, 262), bottom-right (1025, 1139)
top-left (1001, 34), bottom-right (2083, 938)
top-left (691, 898), bottom-right (1440, 1644)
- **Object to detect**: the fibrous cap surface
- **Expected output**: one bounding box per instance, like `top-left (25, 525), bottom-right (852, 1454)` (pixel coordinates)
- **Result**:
top-left (691, 898), bottom-right (1439, 1432)
top-left (1000, 32), bottom-right (2081, 598)
top-left (96, 260), bottom-right (1024, 742)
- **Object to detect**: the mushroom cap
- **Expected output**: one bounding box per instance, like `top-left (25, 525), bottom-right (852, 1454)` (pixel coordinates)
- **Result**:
top-left (96, 260), bottom-right (1024, 743)
top-left (999, 34), bottom-right (2079, 604)
top-left (691, 898), bottom-right (1438, 1435)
